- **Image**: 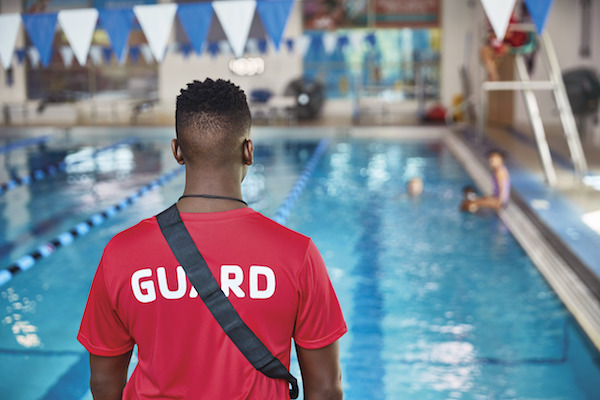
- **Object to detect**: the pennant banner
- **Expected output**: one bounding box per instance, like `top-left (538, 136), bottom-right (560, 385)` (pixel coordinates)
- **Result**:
top-left (140, 44), bottom-right (154, 64)
top-left (524, 0), bottom-right (554, 33)
top-left (256, 0), bottom-right (293, 51)
top-left (89, 45), bottom-right (103, 65)
top-left (213, 0), bottom-right (257, 58)
top-left (22, 13), bottom-right (59, 67)
top-left (348, 31), bottom-right (365, 51)
top-left (60, 46), bottom-right (74, 68)
top-left (27, 47), bottom-right (41, 68)
top-left (58, 8), bottom-right (99, 66)
top-left (177, 2), bottom-right (213, 55)
top-left (98, 8), bottom-right (135, 64)
top-left (0, 14), bottom-right (22, 70)
top-left (480, 0), bottom-right (517, 41)
top-left (322, 32), bottom-right (338, 54)
top-left (134, 3), bottom-right (178, 62)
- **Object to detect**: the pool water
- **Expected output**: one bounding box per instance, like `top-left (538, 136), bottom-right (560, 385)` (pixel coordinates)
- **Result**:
top-left (0, 128), bottom-right (599, 399)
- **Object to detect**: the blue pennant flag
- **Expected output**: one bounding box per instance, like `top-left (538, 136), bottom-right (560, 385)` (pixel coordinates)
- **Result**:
top-left (98, 8), bottom-right (135, 63)
top-left (180, 43), bottom-right (193, 58)
top-left (129, 46), bottom-right (140, 63)
top-left (102, 47), bottom-right (113, 63)
top-left (177, 2), bottom-right (213, 55)
top-left (208, 42), bottom-right (220, 58)
top-left (256, 0), bottom-right (294, 51)
top-left (285, 38), bottom-right (294, 52)
top-left (16, 49), bottom-right (26, 64)
top-left (524, 0), bottom-right (554, 33)
top-left (21, 13), bottom-right (58, 67)
top-left (258, 38), bottom-right (268, 54)
top-left (365, 32), bottom-right (377, 47)
top-left (337, 35), bottom-right (349, 50)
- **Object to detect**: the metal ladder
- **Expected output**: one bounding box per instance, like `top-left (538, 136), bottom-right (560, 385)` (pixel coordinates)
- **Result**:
top-left (478, 29), bottom-right (589, 186)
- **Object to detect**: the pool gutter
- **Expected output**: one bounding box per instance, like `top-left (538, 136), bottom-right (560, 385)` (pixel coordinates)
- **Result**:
top-left (444, 131), bottom-right (600, 352)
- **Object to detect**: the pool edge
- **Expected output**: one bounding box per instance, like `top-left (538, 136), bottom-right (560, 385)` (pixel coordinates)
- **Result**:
top-left (444, 130), bottom-right (600, 352)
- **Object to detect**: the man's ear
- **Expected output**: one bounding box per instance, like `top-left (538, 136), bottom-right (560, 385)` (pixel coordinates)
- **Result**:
top-left (171, 139), bottom-right (185, 165)
top-left (243, 139), bottom-right (254, 166)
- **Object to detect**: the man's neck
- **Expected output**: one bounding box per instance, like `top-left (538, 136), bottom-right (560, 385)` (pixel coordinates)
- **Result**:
top-left (177, 173), bottom-right (246, 213)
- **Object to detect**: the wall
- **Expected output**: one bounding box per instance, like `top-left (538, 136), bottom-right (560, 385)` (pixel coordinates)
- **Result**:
top-left (0, 0), bottom-right (27, 108)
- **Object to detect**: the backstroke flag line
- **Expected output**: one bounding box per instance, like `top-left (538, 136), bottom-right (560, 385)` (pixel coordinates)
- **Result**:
top-left (177, 2), bottom-right (214, 55)
top-left (256, 0), bottom-right (294, 51)
top-left (58, 8), bottom-right (99, 66)
top-left (134, 3), bottom-right (178, 63)
top-left (213, 0), bottom-right (257, 58)
top-left (524, 0), bottom-right (554, 33)
top-left (480, 0), bottom-right (517, 41)
top-left (98, 8), bottom-right (136, 64)
top-left (0, 14), bottom-right (21, 70)
top-left (22, 13), bottom-right (58, 67)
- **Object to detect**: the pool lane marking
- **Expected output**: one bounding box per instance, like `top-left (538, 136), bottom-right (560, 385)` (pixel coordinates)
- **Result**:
top-left (0, 137), bottom-right (138, 196)
top-left (272, 137), bottom-right (330, 226)
top-left (0, 165), bottom-right (184, 287)
top-left (0, 135), bottom-right (52, 155)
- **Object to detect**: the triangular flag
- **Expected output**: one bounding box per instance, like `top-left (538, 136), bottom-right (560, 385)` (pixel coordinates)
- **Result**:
top-left (58, 8), bottom-right (98, 66)
top-left (22, 13), bottom-right (58, 67)
top-left (480, 0), bottom-right (517, 41)
top-left (102, 47), bottom-right (113, 63)
top-left (27, 47), bottom-right (41, 68)
top-left (257, 38), bottom-right (268, 54)
top-left (348, 31), bottom-right (364, 51)
top-left (130, 46), bottom-right (140, 64)
top-left (285, 38), bottom-right (294, 52)
top-left (208, 42), bottom-right (220, 58)
top-left (177, 2), bottom-right (213, 55)
top-left (246, 38), bottom-right (259, 54)
top-left (60, 46), bottom-right (74, 67)
top-left (524, 0), bottom-right (554, 34)
top-left (212, 0), bottom-right (257, 58)
top-left (180, 43), bottom-right (193, 58)
top-left (219, 40), bottom-right (232, 56)
top-left (337, 35), bottom-right (349, 50)
top-left (365, 32), bottom-right (377, 47)
top-left (89, 45), bottom-right (103, 65)
top-left (256, 0), bottom-right (293, 51)
top-left (16, 49), bottom-right (27, 64)
top-left (323, 32), bottom-right (338, 54)
top-left (98, 8), bottom-right (135, 64)
top-left (134, 3), bottom-right (177, 62)
top-left (296, 35), bottom-right (310, 56)
top-left (140, 44), bottom-right (154, 64)
top-left (0, 14), bottom-right (21, 70)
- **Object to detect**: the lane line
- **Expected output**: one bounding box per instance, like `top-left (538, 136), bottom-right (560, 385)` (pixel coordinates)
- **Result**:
top-left (272, 137), bottom-right (330, 225)
top-left (0, 165), bottom-right (184, 287)
top-left (0, 135), bottom-right (51, 155)
top-left (0, 138), bottom-right (138, 196)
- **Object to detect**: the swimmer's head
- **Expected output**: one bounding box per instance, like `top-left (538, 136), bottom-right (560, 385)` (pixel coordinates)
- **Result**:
top-left (486, 149), bottom-right (505, 169)
top-left (407, 177), bottom-right (423, 197)
top-left (462, 185), bottom-right (477, 200)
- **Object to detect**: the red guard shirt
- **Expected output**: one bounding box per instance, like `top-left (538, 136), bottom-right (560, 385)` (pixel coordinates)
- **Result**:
top-left (77, 207), bottom-right (347, 399)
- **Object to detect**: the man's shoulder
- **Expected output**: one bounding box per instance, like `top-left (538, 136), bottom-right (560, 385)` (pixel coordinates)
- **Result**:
top-left (248, 210), bottom-right (311, 244)
top-left (105, 216), bottom-right (159, 252)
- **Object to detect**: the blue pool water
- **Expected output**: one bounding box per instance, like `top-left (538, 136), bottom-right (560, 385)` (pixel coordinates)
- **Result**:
top-left (0, 128), bottom-right (599, 399)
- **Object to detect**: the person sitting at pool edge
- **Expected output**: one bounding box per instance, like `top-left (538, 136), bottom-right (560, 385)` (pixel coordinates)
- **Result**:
top-left (77, 78), bottom-right (347, 400)
top-left (460, 150), bottom-right (510, 213)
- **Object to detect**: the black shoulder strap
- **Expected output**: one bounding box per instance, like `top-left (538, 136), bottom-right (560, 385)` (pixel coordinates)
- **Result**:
top-left (156, 204), bottom-right (299, 399)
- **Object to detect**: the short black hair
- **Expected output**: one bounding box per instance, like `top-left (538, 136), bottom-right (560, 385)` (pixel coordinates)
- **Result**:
top-left (175, 79), bottom-right (251, 167)
top-left (485, 149), bottom-right (505, 159)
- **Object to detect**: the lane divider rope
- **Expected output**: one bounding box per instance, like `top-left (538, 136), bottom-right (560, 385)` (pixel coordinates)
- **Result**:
top-left (272, 137), bottom-right (330, 226)
top-left (0, 165), bottom-right (184, 287)
top-left (0, 138), bottom-right (138, 196)
top-left (0, 134), bottom-right (51, 155)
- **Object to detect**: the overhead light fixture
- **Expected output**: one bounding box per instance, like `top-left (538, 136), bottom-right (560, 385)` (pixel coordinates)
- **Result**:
top-left (229, 57), bottom-right (265, 77)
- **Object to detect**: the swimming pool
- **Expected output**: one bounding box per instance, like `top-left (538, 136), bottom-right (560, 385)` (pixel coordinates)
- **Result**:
top-left (0, 127), bottom-right (599, 399)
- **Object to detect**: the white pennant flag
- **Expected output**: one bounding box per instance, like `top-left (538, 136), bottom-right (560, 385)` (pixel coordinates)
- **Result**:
top-left (27, 47), bottom-right (41, 68)
top-left (139, 44), bottom-right (154, 64)
top-left (348, 31), bottom-right (365, 51)
top-left (296, 35), bottom-right (310, 57)
top-left (89, 45), bottom-right (102, 65)
top-left (322, 32), bottom-right (338, 54)
top-left (480, 0), bottom-right (517, 41)
top-left (212, 0), bottom-right (257, 58)
top-left (134, 3), bottom-right (177, 63)
top-left (58, 8), bottom-right (99, 66)
top-left (0, 14), bottom-right (22, 70)
top-left (219, 40), bottom-right (232, 56)
top-left (60, 46), bottom-right (74, 67)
